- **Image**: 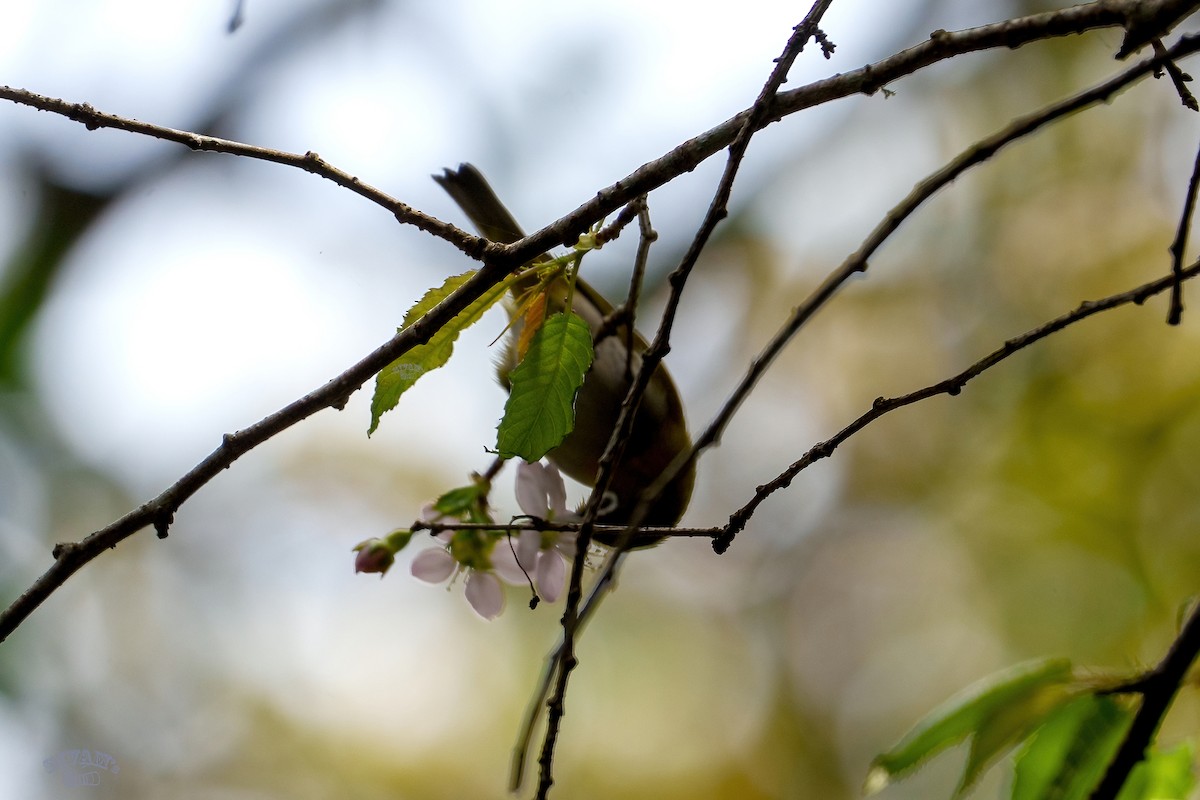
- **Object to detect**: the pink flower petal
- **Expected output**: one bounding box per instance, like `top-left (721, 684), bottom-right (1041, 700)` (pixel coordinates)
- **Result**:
top-left (491, 538), bottom-right (530, 585)
top-left (411, 547), bottom-right (456, 583)
top-left (555, 532), bottom-right (579, 558)
top-left (515, 460), bottom-right (548, 518)
top-left (516, 529), bottom-right (541, 569)
top-left (537, 552), bottom-right (567, 603)
top-left (465, 572), bottom-right (505, 620)
top-left (542, 463), bottom-right (569, 519)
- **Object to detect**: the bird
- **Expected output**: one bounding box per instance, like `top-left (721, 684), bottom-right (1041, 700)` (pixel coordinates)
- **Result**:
top-left (433, 163), bottom-right (695, 539)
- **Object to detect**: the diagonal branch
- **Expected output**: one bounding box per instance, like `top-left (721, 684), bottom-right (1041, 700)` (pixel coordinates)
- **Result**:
top-left (5, 3), bottom-right (1195, 276)
top-left (1091, 598), bottom-right (1200, 799)
top-left (0, 256), bottom-right (521, 643)
top-left (727, 259), bottom-right (1200, 540)
top-left (1167, 137), bottom-right (1200, 324)
top-left (708, 33), bottom-right (1200, 553)
top-left (0, 86), bottom-right (482, 258)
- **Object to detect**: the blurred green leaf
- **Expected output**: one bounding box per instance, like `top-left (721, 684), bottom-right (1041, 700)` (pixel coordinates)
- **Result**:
top-left (434, 483), bottom-right (486, 517)
top-left (496, 311), bottom-right (593, 462)
top-left (369, 270), bottom-right (512, 435)
top-left (384, 528), bottom-right (413, 552)
top-left (0, 180), bottom-right (112, 388)
top-left (1011, 693), bottom-right (1131, 800)
top-left (1116, 741), bottom-right (1196, 800)
top-left (866, 658), bottom-right (1077, 797)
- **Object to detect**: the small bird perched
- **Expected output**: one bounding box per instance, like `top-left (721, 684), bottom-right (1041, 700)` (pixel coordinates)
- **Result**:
top-left (433, 164), bottom-right (695, 536)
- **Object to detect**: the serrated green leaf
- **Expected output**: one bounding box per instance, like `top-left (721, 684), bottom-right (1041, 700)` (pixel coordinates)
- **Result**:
top-left (1116, 741), bottom-right (1196, 800)
top-left (1012, 693), bottom-right (1132, 800)
top-left (866, 658), bottom-right (1076, 796)
top-left (369, 270), bottom-right (512, 435)
top-left (496, 311), bottom-right (594, 461)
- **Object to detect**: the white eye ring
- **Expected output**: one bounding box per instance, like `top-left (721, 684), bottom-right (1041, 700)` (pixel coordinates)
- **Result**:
top-left (598, 490), bottom-right (620, 517)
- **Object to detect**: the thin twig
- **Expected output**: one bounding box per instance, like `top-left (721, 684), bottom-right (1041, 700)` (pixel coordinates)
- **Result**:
top-left (3, 3), bottom-right (1189, 280)
top-left (1167, 138), bottom-right (1200, 324)
top-left (594, 198), bottom-right (654, 380)
top-left (623, 203), bottom-right (656, 381)
top-left (508, 548), bottom-right (628, 792)
top-left (593, 198), bottom-right (650, 331)
top-left (1151, 38), bottom-right (1199, 110)
top-left (727, 259), bottom-right (1200, 541)
top-left (0, 87), bottom-right (481, 257)
top-left (707, 34), bottom-right (1200, 554)
top-left (592, 198), bottom-right (642, 247)
top-left (413, 519), bottom-right (721, 541)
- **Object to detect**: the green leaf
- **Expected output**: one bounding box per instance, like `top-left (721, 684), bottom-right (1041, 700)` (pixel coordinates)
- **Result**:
top-left (369, 270), bottom-right (512, 435)
top-left (1116, 741), bottom-right (1196, 800)
top-left (1012, 693), bottom-right (1132, 800)
top-left (384, 528), bottom-right (414, 553)
top-left (495, 311), bottom-right (594, 461)
top-left (434, 484), bottom-right (486, 517)
top-left (866, 658), bottom-right (1077, 796)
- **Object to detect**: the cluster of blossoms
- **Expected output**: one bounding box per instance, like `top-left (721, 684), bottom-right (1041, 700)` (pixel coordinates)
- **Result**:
top-left (353, 460), bottom-right (579, 620)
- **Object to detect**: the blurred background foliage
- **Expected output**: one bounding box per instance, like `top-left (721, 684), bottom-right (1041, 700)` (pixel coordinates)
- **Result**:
top-left (2, 0), bottom-right (1199, 798)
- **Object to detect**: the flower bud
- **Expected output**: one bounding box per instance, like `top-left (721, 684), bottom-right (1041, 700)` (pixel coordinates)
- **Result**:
top-left (353, 537), bottom-right (396, 576)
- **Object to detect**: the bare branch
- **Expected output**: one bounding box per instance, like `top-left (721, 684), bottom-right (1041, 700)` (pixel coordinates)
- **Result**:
top-left (6, 3), bottom-right (1193, 276)
top-left (1091, 599), bottom-right (1200, 799)
top-left (708, 34), bottom-right (1200, 554)
top-left (0, 86), bottom-right (483, 257)
top-left (1167, 138), bottom-right (1200, 324)
top-left (726, 260), bottom-right (1200, 543)
top-left (1151, 38), bottom-right (1199, 109)
top-left (0, 257), bottom-right (521, 643)
top-left (412, 519), bottom-right (720, 543)
top-left (593, 197), bottom-right (653, 383)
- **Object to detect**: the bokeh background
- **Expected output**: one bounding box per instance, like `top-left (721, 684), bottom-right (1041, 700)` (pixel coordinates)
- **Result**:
top-left (2, 1), bottom-right (1199, 798)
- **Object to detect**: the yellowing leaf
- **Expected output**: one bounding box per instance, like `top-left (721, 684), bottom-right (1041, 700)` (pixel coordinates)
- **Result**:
top-left (516, 291), bottom-right (548, 361)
